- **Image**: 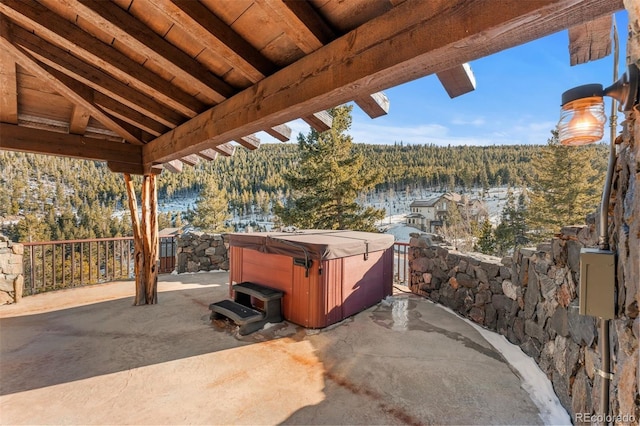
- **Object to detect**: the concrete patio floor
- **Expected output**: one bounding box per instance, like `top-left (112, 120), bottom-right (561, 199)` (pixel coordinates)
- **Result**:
top-left (0, 272), bottom-right (543, 425)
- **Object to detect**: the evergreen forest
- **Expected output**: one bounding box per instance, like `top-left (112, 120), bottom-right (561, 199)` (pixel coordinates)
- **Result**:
top-left (0, 140), bottom-right (608, 243)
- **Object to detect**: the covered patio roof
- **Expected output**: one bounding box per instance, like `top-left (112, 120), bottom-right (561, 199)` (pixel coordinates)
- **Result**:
top-left (0, 0), bottom-right (624, 174)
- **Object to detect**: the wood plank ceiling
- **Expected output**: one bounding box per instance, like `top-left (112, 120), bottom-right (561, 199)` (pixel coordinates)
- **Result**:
top-left (0, 0), bottom-right (625, 175)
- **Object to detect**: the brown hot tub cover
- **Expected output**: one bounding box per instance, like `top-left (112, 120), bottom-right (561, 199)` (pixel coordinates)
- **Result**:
top-left (228, 230), bottom-right (394, 261)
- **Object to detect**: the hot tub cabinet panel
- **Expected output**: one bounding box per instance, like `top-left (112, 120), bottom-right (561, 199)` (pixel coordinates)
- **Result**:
top-left (228, 231), bottom-right (394, 328)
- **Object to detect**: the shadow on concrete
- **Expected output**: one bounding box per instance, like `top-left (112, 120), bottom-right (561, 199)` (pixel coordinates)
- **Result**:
top-left (0, 283), bottom-right (250, 396)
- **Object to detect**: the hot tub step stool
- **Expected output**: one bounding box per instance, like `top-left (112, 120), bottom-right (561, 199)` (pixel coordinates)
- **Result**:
top-left (209, 282), bottom-right (284, 335)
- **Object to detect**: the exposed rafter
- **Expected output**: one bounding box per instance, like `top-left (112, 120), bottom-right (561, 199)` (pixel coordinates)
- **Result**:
top-left (436, 64), bottom-right (477, 99)
top-left (569, 15), bottom-right (612, 65)
top-left (0, 50), bottom-right (18, 124)
top-left (143, 0), bottom-right (623, 165)
top-left (354, 92), bottom-right (390, 119)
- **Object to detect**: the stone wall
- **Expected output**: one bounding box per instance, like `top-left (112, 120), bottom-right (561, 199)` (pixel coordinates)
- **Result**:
top-left (175, 232), bottom-right (229, 273)
top-left (408, 221), bottom-right (637, 422)
top-left (0, 234), bottom-right (24, 304)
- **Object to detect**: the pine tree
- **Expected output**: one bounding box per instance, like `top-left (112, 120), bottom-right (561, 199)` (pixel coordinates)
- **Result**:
top-left (475, 219), bottom-right (496, 254)
top-left (526, 131), bottom-right (602, 240)
top-left (188, 178), bottom-right (231, 232)
top-left (274, 105), bottom-right (384, 231)
top-left (494, 187), bottom-right (529, 255)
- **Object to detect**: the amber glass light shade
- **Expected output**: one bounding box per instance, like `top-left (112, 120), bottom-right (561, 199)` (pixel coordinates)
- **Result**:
top-left (557, 96), bottom-right (606, 146)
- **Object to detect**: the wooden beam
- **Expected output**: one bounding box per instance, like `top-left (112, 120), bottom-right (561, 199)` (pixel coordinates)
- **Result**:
top-left (0, 52), bottom-right (18, 124)
top-left (162, 159), bottom-right (183, 173)
top-left (197, 149), bottom-right (218, 161)
top-left (180, 154), bottom-right (200, 167)
top-left (143, 0), bottom-right (624, 165)
top-left (436, 63), bottom-right (477, 99)
top-left (354, 92), bottom-right (390, 118)
top-left (265, 124), bottom-right (292, 142)
top-left (302, 111), bottom-right (333, 132)
top-left (0, 0), bottom-right (205, 117)
top-left (54, 0), bottom-right (234, 102)
top-left (568, 15), bottom-right (612, 66)
top-left (282, 0), bottom-right (336, 43)
top-left (144, 0), bottom-right (275, 82)
top-left (0, 17), bottom-right (143, 144)
top-left (0, 122), bottom-right (142, 163)
top-left (93, 93), bottom-right (168, 137)
top-left (256, 0), bottom-right (330, 54)
top-left (107, 161), bottom-right (160, 175)
top-left (212, 143), bottom-right (235, 157)
top-left (69, 105), bottom-right (90, 135)
top-left (235, 134), bottom-right (261, 150)
top-left (12, 25), bottom-right (183, 128)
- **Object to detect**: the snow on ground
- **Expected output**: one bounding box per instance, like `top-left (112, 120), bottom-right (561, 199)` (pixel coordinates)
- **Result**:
top-left (435, 303), bottom-right (572, 426)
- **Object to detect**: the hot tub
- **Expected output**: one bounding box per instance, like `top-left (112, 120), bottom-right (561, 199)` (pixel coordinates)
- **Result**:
top-left (228, 230), bottom-right (394, 328)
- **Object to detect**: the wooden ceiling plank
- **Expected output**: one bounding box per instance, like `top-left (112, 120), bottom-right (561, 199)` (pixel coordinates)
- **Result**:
top-left (0, 0), bottom-right (204, 117)
top-left (265, 124), bottom-right (292, 142)
top-left (235, 134), bottom-right (261, 150)
top-left (0, 17), bottom-right (142, 144)
top-left (568, 15), bottom-right (612, 66)
top-left (69, 105), bottom-right (90, 134)
top-left (0, 122), bottom-right (142, 163)
top-left (212, 143), bottom-right (236, 157)
top-left (436, 63), bottom-right (476, 99)
top-left (0, 51), bottom-right (18, 124)
top-left (197, 148), bottom-right (218, 161)
top-left (256, 0), bottom-right (326, 54)
top-left (302, 111), bottom-right (332, 132)
top-left (143, 0), bottom-right (624, 165)
top-left (354, 92), bottom-right (390, 118)
top-left (145, 0), bottom-right (275, 82)
top-left (54, 0), bottom-right (234, 102)
top-left (93, 92), bottom-right (168, 137)
top-left (11, 26), bottom-right (183, 128)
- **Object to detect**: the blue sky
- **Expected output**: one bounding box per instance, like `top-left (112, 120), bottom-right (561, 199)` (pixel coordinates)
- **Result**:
top-left (260, 10), bottom-right (628, 147)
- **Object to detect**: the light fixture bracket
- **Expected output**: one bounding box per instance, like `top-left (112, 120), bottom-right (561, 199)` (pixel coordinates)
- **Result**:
top-left (603, 63), bottom-right (639, 112)
top-left (561, 64), bottom-right (640, 112)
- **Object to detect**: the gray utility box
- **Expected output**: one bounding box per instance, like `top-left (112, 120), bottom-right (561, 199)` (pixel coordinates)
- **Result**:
top-left (579, 248), bottom-right (615, 319)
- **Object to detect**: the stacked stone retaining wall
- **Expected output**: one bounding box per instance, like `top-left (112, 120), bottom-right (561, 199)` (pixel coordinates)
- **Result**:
top-left (0, 234), bottom-right (24, 304)
top-left (409, 222), bottom-right (637, 422)
top-left (175, 232), bottom-right (229, 273)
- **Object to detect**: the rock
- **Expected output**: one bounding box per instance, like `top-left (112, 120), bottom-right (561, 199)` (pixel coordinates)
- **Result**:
top-left (524, 271), bottom-right (540, 320)
top-left (411, 257), bottom-right (432, 273)
top-left (525, 319), bottom-right (545, 343)
top-left (11, 244), bottom-right (24, 255)
top-left (539, 276), bottom-right (557, 301)
top-left (616, 347), bottom-right (639, 422)
top-left (448, 277), bottom-right (459, 290)
top-left (204, 247), bottom-right (217, 256)
top-left (455, 272), bottom-right (475, 288)
top-left (520, 336), bottom-right (542, 359)
top-left (583, 347), bottom-right (599, 380)
top-left (538, 340), bottom-right (556, 374)
top-left (534, 259), bottom-right (550, 275)
top-left (502, 280), bottom-right (518, 300)
top-left (513, 316), bottom-right (525, 342)
top-left (186, 260), bottom-right (199, 273)
top-left (499, 266), bottom-right (511, 279)
top-left (13, 275), bottom-right (23, 302)
top-left (469, 307), bottom-right (485, 324)
top-left (552, 369), bottom-right (572, 414)
top-left (567, 240), bottom-right (582, 274)
top-left (474, 289), bottom-right (491, 306)
top-left (552, 238), bottom-right (566, 266)
top-left (554, 335), bottom-right (580, 377)
top-left (571, 368), bottom-right (592, 422)
top-left (479, 261), bottom-right (500, 278)
top-left (489, 279), bottom-right (503, 295)
top-left (0, 291), bottom-right (13, 305)
top-left (491, 294), bottom-right (512, 311)
top-left (485, 303), bottom-right (497, 329)
top-left (557, 283), bottom-right (572, 308)
top-left (422, 272), bottom-right (432, 285)
top-left (568, 301), bottom-right (596, 346)
top-left (549, 306), bottom-right (570, 337)
top-left (474, 266), bottom-right (489, 284)
top-left (0, 276), bottom-right (13, 292)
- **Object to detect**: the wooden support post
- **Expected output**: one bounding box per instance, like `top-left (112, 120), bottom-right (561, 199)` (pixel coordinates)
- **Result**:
top-left (124, 173), bottom-right (159, 305)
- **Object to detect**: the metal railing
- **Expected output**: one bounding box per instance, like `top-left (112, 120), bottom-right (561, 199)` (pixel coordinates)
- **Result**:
top-left (22, 236), bottom-right (176, 296)
top-left (393, 242), bottom-right (410, 285)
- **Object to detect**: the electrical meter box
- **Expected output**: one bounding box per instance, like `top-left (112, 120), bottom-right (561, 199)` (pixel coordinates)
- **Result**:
top-left (579, 248), bottom-right (615, 319)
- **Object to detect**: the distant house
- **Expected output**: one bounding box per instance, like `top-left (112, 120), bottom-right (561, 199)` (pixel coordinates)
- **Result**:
top-left (407, 193), bottom-right (487, 232)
